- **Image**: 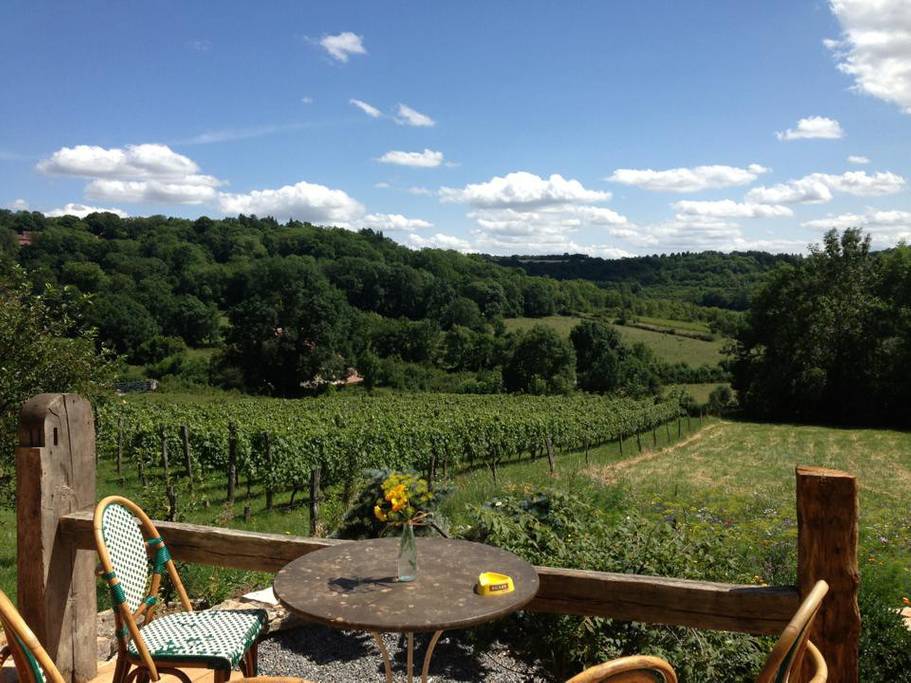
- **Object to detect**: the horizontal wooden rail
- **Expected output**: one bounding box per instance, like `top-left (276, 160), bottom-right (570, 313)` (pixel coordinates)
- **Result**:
top-left (60, 510), bottom-right (799, 635)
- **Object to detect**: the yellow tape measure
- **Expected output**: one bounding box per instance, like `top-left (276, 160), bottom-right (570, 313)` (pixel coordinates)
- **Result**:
top-left (476, 571), bottom-right (515, 596)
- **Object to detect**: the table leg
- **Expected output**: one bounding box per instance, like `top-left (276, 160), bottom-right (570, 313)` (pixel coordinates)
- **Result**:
top-left (406, 633), bottom-right (414, 683)
top-left (420, 630), bottom-right (444, 683)
top-left (371, 632), bottom-right (394, 683)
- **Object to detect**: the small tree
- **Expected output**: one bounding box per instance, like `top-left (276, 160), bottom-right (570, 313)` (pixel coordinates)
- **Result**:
top-left (503, 325), bottom-right (575, 394)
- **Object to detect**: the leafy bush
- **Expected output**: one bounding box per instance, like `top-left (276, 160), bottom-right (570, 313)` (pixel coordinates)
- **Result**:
top-left (858, 570), bottom-right (911, 682)
top-left (461, 489), bottom-right (768, 681)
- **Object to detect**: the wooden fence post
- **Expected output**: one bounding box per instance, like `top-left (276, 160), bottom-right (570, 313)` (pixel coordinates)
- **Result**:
top-left (263, 432), bottom-right (273, 511)
top-left (16, 394), bottom-right (97, 683)
top-left (227, 422), bottom-right (237, 504)
top-left (181, 424), bottom-right (192, 490)
top-left (796, 466), bottom-right (860, 683)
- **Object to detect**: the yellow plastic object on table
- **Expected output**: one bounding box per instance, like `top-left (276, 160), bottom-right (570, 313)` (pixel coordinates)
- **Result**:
top-left (476, 571), bottom-right (515, 596)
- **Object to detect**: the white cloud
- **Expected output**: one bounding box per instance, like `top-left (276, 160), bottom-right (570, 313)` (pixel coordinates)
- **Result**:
top-left (186, 39), bottom-right (212, 52)
top-left (440, 171), bottom-right (610, 208)
top-left (395, 104), bottom-right (435, 127)
top-left (301, 96), bottom-right (314, 104)
top-left (776, 116), bottom-right (844, 140)
top-left (374, 181), bottom-right (391, 189)
top-left (45, 203), bottom-right (128, 218)
top-left (802, 208), bottom-right (911, 244)
top-left (175, 122), bottom-right (314, 145)
top-left (403, 232), bottom-right (473, 252)
top-left (615, 217), bottom-right (808, 254)
top-left (362, 213), bottom-right (433, 231)
top-left (37, 143), bottom-right (224, 205)
top-left (8, 198), bottom-right (29, 210)
top-left (848, 155), bottom-right (870, 164)
top-left (746, 170), bottom-right (905, 204)
top-left (408, 186), bottom-right (432, 196)
top-left (217, 180), bottom-right (364, 225)
top-left (350, 98), bottom-right (382, 118)
top-left (607, 164), bottom-right (769, 193)
top-left (38, 143), bottom-right (201, 179)
top-left (87, 179), bottom-right (218, 204)
top-left (319, 32), bottom-right (366, 62)
top-left (826, 0), bottom-right (911, 114)
top-left (673, 199), bottom-right (793, 218)
top-left (377, 149), bottom-right (444, 168)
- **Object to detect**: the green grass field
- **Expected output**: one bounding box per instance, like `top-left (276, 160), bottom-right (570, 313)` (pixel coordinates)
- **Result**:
top-left (504, 315), bottom-right (726, 367)
top-left (669, 383), bottom-right (730, 403)
top-left (634, 316), bottom-right (712, 334)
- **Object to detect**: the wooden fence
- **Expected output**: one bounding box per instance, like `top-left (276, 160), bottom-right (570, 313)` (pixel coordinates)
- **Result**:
top-left (15, 394), bottom-right (860, 683)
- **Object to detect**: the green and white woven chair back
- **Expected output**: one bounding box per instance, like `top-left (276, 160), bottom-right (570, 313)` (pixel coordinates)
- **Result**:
top-left (101, 502), bottom-right (151, 613)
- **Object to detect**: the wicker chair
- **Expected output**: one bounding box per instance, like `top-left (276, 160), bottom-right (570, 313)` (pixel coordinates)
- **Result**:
top-left (565, 655), bottom-right (677, 683)
top-left (0, 589), bottom-right (65, 683)
top-left (756, 580), bottom-right (829, 683)
top-left (94, 495), bottom-right (267, 683)
top-left (567, 580), bottom-right (829, 683)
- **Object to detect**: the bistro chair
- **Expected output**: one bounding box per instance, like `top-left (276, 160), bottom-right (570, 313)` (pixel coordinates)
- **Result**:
top-left (565, 655), bottom-right (677, 683)
top-left (0, 589), bottom-right (66, 683)
top-left (94, 495), bottom-right (268, 683)
top-left (756, 579), bottom-right (829, 683)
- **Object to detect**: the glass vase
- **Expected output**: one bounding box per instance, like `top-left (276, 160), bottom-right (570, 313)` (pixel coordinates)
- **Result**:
top-left (397, 522), bottom-right (417, 582)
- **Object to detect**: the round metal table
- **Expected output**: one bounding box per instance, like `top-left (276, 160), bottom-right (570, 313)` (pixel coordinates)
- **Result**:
top-left (273, 537), bottom-right (539, 683)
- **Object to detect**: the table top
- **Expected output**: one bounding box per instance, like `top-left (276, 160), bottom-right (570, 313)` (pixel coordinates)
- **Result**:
top-left (273, 537), bottom-right (539, 633)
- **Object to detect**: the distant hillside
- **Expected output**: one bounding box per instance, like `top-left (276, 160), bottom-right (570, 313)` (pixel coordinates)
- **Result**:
top-left (491, 252), bottom-right (801, 309)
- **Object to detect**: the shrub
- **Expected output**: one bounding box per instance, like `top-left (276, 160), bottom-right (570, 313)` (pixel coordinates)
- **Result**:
top-left (461, 489), bottom-right (768, 681)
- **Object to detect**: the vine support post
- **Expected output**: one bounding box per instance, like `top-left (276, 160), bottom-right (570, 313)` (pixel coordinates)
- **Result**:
top-left (309, 467), bottom-right (321, 535)
top-left (584, 439), bottom-right (590, 466)
top-left (227, 421), bottom-right (237, 504)
top-left (264, 432), bottom-right (273, 511)
top-left (677, 416), bottom-right (682, 438)
top-left (116, 416), bottom-right (123, 479)
top-left (618, 432), bottom-right (624, 457)
top-left (16, 394), bottom-right (97, 683)
top-left (652, 426), bottom-right (657, 449)
top-left (160, 425), bottom-right (169, 483)
top-left (665, 420), bottom-right (671, 442)
top-left (544, 434), bottom-right (556, 474)
top-left (635, 431), bottom-right (642, 453)
top-left (181, 424), bottom-right (192, 490)
top-left (796, 465), bottom-right (860, 683)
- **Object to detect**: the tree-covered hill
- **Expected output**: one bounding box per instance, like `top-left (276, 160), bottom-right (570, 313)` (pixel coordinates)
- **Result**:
top-left (492, 251), bottom-right (801, 309)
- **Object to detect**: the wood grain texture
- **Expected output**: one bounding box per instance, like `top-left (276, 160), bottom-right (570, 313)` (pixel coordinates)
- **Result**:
top-left (796, 466), bottom-right (860, 683)
top-left (59, 512), bottom-right (799, 634)
top-left (17, 394), bottom-right (97, 683)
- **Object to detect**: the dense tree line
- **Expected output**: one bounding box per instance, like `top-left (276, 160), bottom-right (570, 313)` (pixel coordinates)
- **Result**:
top-left (494, 251), bottom-right (799, 310)
top-left (1, 210), bottom-right (646, 395)
top-left (732, 229), bottom-right (911, 426)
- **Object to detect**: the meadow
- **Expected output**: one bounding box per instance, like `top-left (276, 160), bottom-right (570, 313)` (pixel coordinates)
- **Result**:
top-left (504, 315), bottom-right (727, 367)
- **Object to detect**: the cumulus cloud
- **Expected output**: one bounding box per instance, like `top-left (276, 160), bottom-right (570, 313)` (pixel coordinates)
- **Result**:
top-left (607, 164), bottom-right (769, 193)
top-left (350, 98), bottom-right (382, 118)
top-left (217, 180), bottom-right (364, 225)
top-left (826, 0), bottom-right (911, 113)
top-left (319, 32), bottom-right (366, 62)
top-left (440, 171), bottom-right (610, 208)
top-left (8, 198), bottom-right (28, 210)
top-left (45, 203), bottom-right (128, 218)
top-left (37, 143), bottom-right (223, 204)
top-left (848, 155), bottom-right (870, 164)
top-left (802, 208), bottom-right (911, 244)
top-left (395, 104), bottom-right (435, 127)
top-left (403, 232), bottom-right (473, 252)
top-left (747, 171), bottom-right (905, 204)
top-left (672, 200), bottom-right (793, 218)
top-left (361, 213), bottom-right (433, 231)
top-left (776, 116), bottom-right (844, 140)
top-left (408, 186), bottom-right (432, 196)
top-left (377, 149), bottom-right (444, 168)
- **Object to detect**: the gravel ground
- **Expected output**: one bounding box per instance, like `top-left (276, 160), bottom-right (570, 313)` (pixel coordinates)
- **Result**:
top-left (258, 623), bottom-right (548, 682)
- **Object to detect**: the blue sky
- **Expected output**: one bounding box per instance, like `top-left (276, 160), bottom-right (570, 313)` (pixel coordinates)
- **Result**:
top-left (2, 1), bottom-right (910, 256)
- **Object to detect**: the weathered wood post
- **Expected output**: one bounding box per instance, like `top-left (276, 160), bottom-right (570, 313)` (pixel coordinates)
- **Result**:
top-left (17, 394), bottom-right (97, 683)
top-left (544, 434), bottom-right (556, 474)
top-left (796, 465), bottom-right (860, 683)
top-left (308, 467), bottom-right (321, 535)
top-left (263, 432), bottom-right (274, 511)
top-left (227, 421), bottom-right (237, 504)
top-left (181, 424), bottom-right (192, 490)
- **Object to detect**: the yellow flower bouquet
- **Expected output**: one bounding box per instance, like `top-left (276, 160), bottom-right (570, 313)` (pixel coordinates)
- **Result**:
top-left (372, 472), bottom-right (435, 527)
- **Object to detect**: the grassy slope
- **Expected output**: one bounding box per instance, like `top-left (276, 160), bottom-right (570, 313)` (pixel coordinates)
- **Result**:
top-left (504, 315), bottom-right (726, 366)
